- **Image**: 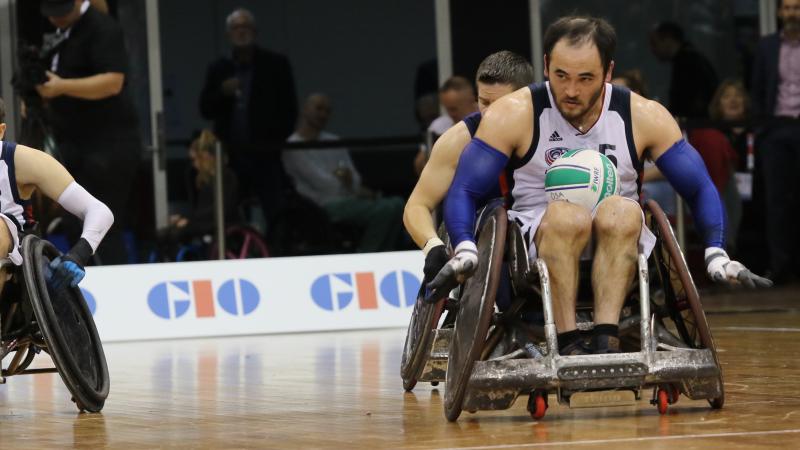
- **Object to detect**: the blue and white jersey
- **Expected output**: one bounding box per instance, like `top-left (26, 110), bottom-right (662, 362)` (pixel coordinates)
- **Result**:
top-left (0, 141), bottom-right (32, 235)
top-left (509, 82), bottom-right (642, 213)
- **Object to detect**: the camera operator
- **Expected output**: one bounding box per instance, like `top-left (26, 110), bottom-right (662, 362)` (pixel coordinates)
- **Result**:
top-left (36, 0), bottom-right (140, 265)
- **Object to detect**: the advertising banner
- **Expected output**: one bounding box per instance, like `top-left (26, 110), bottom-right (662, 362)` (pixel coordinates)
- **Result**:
top-left (80, 251), bottom-right (421, 342)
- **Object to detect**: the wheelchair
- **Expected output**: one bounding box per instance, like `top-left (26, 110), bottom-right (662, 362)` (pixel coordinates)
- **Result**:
top-left (0, 235), bottom-right (109, 412)
top-left (401, 199), bottom-right (724, 422)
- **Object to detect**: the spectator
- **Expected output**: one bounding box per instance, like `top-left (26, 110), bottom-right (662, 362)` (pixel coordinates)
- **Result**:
top-left (415, 76), bottom-right (479, 175)
top-left (158, 130), bottom-right (239, 256)
top-left (283, 94), bottom-right (404, 253)
top-left (428, 76), bottom-right (479, 137)
top-left (688, 80), bottom-right (748, 251)
top-left (650, 21), bottom-right (719, 118)
top-left (611, 70), bottom-right (676, 215)
top-left (752, 0), bottom-right (800, 283)
top-left (36, 0), bottom-right (141, 265)
top-left (199, 8), bottom-right (297, 254)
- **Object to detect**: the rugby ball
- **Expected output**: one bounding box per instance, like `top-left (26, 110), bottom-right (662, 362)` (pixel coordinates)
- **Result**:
top-left (544, 149), bottom-right (619, 210)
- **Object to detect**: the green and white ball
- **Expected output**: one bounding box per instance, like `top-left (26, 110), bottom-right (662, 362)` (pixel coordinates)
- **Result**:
top-left (544, 149), bottom-right (619, 210)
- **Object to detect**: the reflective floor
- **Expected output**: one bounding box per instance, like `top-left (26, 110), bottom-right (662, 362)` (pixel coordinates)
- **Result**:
top-left (1, 287), bottom-right (799, 449)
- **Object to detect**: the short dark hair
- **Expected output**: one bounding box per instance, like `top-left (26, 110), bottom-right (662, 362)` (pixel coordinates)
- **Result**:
top-left (475, 51), bottom-right (535, 90)
top-left (543, 16), bottom-right (617, 74)
top-left (439, 76), bottom-right (475, 95)
top-left (652, 21), bottom-right (685, 43)
top-left (0, 97), bottom-right (5, 123)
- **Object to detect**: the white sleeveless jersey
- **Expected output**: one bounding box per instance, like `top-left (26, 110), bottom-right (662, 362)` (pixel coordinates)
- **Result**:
top-left (509, 82), bottom-right (642, 212)
top-left (0, 141), bottom-right (31, 234)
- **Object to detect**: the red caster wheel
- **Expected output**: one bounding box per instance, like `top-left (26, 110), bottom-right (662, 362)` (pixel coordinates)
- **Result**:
top-left (656, 388), bottom-right (669, 415)
top-left (527, 389), bottom-right (548, 420)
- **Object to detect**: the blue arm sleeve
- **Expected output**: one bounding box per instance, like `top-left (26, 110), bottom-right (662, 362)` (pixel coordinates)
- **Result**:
top-left (444, 138), bottom-right (509, 246)
top-left (654, 139), bottom-right (726, 248)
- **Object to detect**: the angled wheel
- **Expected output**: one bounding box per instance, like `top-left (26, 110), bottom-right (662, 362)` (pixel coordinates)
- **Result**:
top-left (443, 205), bottom-right (507, 421)
top-left (401, 225), bottom-right (450, 391)
top-left (22, 235), bottom-right (110, 412)
top-left (210, 225), bottom-right (270, 260)
top-left (646, 200), bottom-right (724, 409)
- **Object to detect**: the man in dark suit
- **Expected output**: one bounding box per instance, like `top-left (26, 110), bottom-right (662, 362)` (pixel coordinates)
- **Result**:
top-left (752, 0), bottom-right (800, 283)
top-left (199, 8), bottom-right (297, 254)
top-left (649, 21), bottom-right (719, 119)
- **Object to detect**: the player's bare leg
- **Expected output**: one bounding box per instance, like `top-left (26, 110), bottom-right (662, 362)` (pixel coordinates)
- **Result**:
top-left (535, 201), bottom-right (591, 352)
top-left (0, 219), bottom-right (14, 296)
top-left (591, 196), bottom-right (641, 352)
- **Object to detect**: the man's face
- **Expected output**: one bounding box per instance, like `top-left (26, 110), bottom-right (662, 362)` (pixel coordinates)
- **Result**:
top-left (227, 14), bottom-right (257, 48)
top-left (304, 95), bottom-right (332, 130)
top-left (546, 39), bottom-right (610, 123)
top-left (648, 33), bottom-right (673, 61)
top-left (476, 82), bottom-right (515, 114)
top-left (47, 0), bottom-right (82, 30)
top-left (780, 0), bottom-right (800, 33)
top-left (439, 88), bottom-right (476, 122)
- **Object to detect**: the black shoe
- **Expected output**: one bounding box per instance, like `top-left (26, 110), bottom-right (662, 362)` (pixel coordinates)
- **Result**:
top-left (592, 334), bottom-right (621, 354)
top-left (559, 338), bottom-right (592, 356)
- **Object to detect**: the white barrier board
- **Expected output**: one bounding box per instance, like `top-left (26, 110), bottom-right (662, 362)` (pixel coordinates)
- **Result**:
top-left (79, 251), bottom-right (421, 342)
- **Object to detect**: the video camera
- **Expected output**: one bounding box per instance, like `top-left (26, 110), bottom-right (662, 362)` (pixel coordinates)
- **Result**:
top-left (11, 32), bottom-right (68, 113)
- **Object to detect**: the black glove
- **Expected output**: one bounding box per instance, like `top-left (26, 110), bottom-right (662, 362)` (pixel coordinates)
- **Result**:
top-left (423, 244), bottom-right (449, 283)
top-left (47, 238), bottom-right (92, 289)
top-left (423, 241), bottom-right (478, 304)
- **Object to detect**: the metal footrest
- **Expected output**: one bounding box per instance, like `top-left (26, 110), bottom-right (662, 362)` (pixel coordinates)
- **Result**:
top-left (568, 390), bottom-right (637, 408)
top-left (419, 327), bottom-right (452, 382)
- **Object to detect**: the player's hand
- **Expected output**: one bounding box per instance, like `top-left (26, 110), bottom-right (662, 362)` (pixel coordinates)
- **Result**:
top-left (35, 71), bottom-right (63, 99)
top-left (705, 247), bottom-right (772, 288)
top-left (47, 255), bottom-right (85, 289)
top-left (422, 240), bottom-right (449, 283)
top-left (424, 241), bottom-right (477, 303)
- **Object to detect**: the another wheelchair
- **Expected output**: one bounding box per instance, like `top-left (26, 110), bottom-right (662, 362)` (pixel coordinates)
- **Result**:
top-left (402, 200), bottom-right (724, 422)
top-left (0, 235), bottom-right (109, 412)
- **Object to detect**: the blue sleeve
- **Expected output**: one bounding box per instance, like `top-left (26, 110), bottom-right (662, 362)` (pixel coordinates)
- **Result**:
top-left (655, 139), bottom-right (726, 248)
top-left (444, 138), bottom-right (509, 245)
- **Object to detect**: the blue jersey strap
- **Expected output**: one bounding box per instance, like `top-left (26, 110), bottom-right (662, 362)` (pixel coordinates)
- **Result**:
top-left (654, 139), bottom-right (726, 248)
top-left (444, 138), bottom-right (509, 246)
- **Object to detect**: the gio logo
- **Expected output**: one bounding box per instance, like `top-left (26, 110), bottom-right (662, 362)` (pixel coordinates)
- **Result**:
top-left (148, 279), bottom-right (260, 319)
top-left (311, 271), bottom-right (420, 311)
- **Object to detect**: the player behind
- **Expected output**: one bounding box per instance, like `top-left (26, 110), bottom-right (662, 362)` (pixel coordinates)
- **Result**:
top-left (0, 97), bottom-right (113, 290)
top-left (404, 50), bottom-right (534, 288)
top-left (433, 16), bottom-right (770, 355)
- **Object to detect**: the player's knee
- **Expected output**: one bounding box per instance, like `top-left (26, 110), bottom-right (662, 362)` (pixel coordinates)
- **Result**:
top-left (540, 201), bottom-right (592, 239)
top-left (594, 196), bottom-right (641, 238)
top-left (0, 220), bottom-right (11, 260)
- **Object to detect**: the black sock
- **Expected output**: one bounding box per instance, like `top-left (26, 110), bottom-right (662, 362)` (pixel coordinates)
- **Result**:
top-left (558, 330), bottom-right (581, 352)
top-left (593, 323), bottom-right (619, 338)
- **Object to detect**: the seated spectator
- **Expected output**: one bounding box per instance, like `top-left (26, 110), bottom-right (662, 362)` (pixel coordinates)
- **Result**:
top-left (428, 76), bottom-right (479, 136)
top-left (158, 130), bottom-right (239, 257)
top-left (415, 76), bottom-right (479, 175)
top-left (283, 94), bottom-right (404, 253)
top-left (688, 79), bottom-right (750, 252)
top-left (611, 70), bottom-right (677, 215)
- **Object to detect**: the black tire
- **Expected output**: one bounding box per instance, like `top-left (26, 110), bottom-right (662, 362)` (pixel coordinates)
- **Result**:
top-left (443, 206), bottom-right (507, 421)
top-left (646, 200), bottom-right (724, 409)
top-left (400, 287), bottom-right (445, 391)
top-left (400, 225), bottom-right (450, 391)
top-left (22, 235), bottom-right (110, 412)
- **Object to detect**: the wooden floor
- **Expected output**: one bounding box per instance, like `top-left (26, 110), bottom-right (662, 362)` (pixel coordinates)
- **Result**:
top-left (1, 287), bottom-right (799, 449)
